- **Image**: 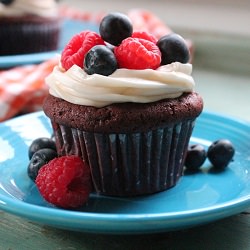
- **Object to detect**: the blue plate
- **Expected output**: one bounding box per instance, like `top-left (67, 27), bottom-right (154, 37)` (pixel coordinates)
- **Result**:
top-left (0, 19), bottom-right (98, 68)
top-left (0, 111), bottom-right (250, 234)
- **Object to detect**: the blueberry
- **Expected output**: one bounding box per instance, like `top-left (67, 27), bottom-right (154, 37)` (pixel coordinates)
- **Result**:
top-left (84, 45), bottom-right (118, 76)
top-left (28, 137), bottom-right (56, 160)
top-left (99, 12), bottom-right (133, 46)
top-left (207, 139), bottom-right (235, 169)
top-left (27, 148), bottom-right (57, 182)
top-left (0, 0), bottom-right (14, 5)
top-left (157, 33), bottom-right (190, 65)
top-left (185, 144), bottom-right (207, 170)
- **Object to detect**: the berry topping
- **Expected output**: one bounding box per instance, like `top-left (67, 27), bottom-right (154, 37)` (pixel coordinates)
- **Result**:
top-left (28, 148), bottom-right (57, 182)
top-left (61, 31), bottom-right (105, 70)
top-left (132, 31), bottom-right (157, 44)
top-left (84, 45), bottom-right (118, 76)
top-left (36, 156), bottom-right (91, 209)
top-left (28, 137), bottom-right (56, 160)
top-left (114, 37), bottom-right (161, 70)
top-left (99, 12), bottom-right (133, 46)
top-left (185, 144), bottom-right (207, 170)
top-left (60, 12), bottom-right (191, 73)
top-left (207, 139), bottom-right (235, 169)
top-left (157, 33), bottom-right (190, 65)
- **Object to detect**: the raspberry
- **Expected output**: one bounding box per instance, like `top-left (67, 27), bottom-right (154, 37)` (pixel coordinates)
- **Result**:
top-left (61, 31), bottom-right (105, 70)
top-left (132, 31), bottom-right (157, 44)
top-left (36, 156), bottom-right (91, 209)
top-left (114, 37), bottom-right (161, 70)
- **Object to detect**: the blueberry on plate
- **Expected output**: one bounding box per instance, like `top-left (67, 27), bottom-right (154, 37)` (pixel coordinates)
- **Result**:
top-left (84, 45), bottom-right (118, 76)
top-left (157, 33), bottom-right (190, 65)
top-left (27, 148), bottom-right (58, 182)
top-left (207, 139), bottom-right (235, 169)
top-left (185, 144), bottom-right (207, 170)
top-left (28, 137), bottom-right (56, 160)
top-left (99, 12), bottom-right (133, 46)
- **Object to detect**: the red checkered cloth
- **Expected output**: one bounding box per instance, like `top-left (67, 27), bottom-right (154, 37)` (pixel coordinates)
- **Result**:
top-left (0, 7), bottom-right (191, 122)
top-left (0, 57), bottom-right (58, 121)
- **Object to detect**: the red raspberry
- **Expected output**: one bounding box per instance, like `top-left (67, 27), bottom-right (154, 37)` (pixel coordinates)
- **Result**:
top-left (36, 156), bottom-right (91, 209)
top-left (114, 37), bottom-right (161, 70)
top-left (132, 31), bottom-right (157, 44)
top-left (61, 31), bottom-right (105, 70)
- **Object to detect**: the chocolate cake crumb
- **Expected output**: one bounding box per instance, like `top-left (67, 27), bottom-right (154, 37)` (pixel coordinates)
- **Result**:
top-left (43, 92), bottom-right (203, 133)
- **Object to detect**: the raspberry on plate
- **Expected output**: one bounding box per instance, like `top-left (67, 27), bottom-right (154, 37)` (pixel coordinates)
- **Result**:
top-left (36, 156), bottom-right (91, 209)
top-left (114, 37), bottom-right (161, 70)
top-left (61, 31), bottom-right (105, 71)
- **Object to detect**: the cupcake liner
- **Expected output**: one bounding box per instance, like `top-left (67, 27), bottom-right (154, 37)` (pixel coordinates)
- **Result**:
top-left (52, 119), bottom-right (195, 197)
top-left (0, 18), bottom-right (61, 55)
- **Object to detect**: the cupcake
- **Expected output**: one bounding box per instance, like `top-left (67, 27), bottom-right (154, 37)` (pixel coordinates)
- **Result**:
top-left (43, 12), bottom-right (203, 197)
top-left (0, 0), bottom-right (61, 56)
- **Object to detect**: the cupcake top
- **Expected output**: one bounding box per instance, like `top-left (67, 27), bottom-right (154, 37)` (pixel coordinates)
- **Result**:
top-left (0, 0), bottom-right (58, 18)
top-left (46, 12), bottom-right (195, 108)
top-left (47, 62), bottom-right (194, 108)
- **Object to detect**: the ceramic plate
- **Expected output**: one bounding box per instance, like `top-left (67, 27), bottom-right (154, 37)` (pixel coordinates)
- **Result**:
top-left (0, 19), bottom-right (98, 68)
top-left (0, 111), bottom-right (250, 234)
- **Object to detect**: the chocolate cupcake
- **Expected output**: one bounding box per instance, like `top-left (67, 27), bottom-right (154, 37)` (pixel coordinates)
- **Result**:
top-left (43, 12), bottom-right (203, 197)
top-left (0, 0), bottom-right (61, 55)
top-left (44, 91), bottom-right (203, 196)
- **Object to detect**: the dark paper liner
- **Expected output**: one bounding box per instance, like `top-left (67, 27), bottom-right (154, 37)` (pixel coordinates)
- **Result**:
top-left (52, 119), bottom-right (195, 196)
top-left (0, 18), bottom-right (61, 55)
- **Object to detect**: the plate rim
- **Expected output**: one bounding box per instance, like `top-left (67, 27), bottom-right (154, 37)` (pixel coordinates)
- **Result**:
top-left (0, 110), bottom-right (250, 233)
top-left (0, 51), bottom-right (60, 68)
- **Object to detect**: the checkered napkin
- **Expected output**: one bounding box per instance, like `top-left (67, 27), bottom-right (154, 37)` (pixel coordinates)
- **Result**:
top-left (0, 58), bottom-right (58, 122)
top-left (0, 7), bottom-right (184, 122)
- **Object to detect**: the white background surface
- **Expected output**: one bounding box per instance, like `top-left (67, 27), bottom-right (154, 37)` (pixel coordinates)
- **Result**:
top-left (61, 0), bottom-right (250, 36)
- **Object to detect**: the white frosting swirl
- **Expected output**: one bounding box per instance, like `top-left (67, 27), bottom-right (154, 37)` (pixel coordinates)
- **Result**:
top-left (46, 62), bottom-right (195, 108)
top-left (0, 0), bottom-right (58, 18)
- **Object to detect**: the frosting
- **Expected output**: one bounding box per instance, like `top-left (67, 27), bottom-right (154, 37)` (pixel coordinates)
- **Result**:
top-left (0, 0), bottom-right (58, 18)
top-left (46, 62), bottom-right (195, 108)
